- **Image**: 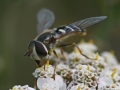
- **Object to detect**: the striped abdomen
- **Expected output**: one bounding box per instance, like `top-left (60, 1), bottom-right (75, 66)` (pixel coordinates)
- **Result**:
top-left (53, 25), bottom-right (84, 39)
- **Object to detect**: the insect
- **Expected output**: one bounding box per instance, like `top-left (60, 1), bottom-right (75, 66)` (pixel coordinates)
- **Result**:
top-left (24, 9), bottom-right (107, 67)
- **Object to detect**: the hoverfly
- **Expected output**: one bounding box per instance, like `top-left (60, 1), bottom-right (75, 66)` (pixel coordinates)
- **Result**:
top-left (24, 9), bottom-right (107, 67)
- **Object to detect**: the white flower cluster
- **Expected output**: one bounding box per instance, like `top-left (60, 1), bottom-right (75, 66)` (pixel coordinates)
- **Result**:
top-left (10, 40), bottom-right (120, 90)
top-left (9, 85), bottom-right (35, 90)
top-left (56, 64), bottom-right (72, 85)
top-left (33, 63), bottom-right (54, 78)
top-left (33, 61), bottom-right (66, 90)
top-left (73, 65), bottom-right (99, 88)
top-left (49, 40), bottom-right (120, 90)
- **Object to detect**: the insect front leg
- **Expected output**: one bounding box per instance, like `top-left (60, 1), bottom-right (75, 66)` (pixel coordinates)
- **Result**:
top-left (35, 60), bottom-right (41, 67)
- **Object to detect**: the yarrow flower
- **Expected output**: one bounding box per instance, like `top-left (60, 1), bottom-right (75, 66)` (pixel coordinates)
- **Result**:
top-left (37, 75), bottom-right (66, 90)
top-left (10, 40), bottom-right (120, 90)
top-left (32, 61), bottom-right (55, 78)
top-left (98, 76), bottom-right (120, 89)
top-left (72, 64), bottom-right (99, 88)
top-left (33, 61), bottom-right (66, 90)
top-left (67, 83), bottom-right (95, 90)
top-left (101, 51), bottom-right (118, 66)
top-left (56, 63), bottom-right (72, 85)
top-left (9, 85), bottom-right (35, 90)
top-left (77, 40), bottom-right (97, 55)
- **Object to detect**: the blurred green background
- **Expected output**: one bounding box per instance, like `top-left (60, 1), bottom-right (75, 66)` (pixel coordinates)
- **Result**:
top-left (0, 0), bottom-right (120, 89)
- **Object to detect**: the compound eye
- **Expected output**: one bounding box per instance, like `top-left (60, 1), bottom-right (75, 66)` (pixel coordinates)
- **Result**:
top-left (34, 41), bottom-right (48, 57)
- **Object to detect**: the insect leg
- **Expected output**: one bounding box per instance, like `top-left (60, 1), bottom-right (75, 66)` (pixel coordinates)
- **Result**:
top-left (52, 57), bottom-right (59, 80)
top-left (53, 50), bottom-right (59, 58)
top-left (58, 43), bottom-right (97, 60)
top-left (72, 43), bottom-right (96, 60)
top-left (58, 43), bottom-right (72, 47)
top-left (43, 55), bottom-right (51, 70)
top-left (60, 48), bottom-right (66, 60)
top-left (52, 50), bottom-right (59, 80)
top-left (35, 60), bottom-right (41, 67)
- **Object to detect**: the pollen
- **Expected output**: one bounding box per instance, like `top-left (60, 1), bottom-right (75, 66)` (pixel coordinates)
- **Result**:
top-left (113, 68), bottom-right (117, 72)
top-left (80, 39), bottom-right (85, 44)
top-left (87, 65), bottom-right (91, 71)
top-left (95, 52), bottom-right (99, 60)
top-left (77, 86), bottom-right (81, 90)
top-left (46, 60), bottom-right (50, 67)
top-left (74, 48), bottom-right (78, 54)
top-left (110, 50), bottom-right (115, 56)
top-left (77, 66), bottom-right (83, 70)
top-left (88, 39), bottom-right (94, 44)
top-left (111, 68), bottom-right (116, 78)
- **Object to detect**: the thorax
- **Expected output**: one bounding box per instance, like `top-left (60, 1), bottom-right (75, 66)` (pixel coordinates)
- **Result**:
top-left (34, 30), bottom-right (57, 51)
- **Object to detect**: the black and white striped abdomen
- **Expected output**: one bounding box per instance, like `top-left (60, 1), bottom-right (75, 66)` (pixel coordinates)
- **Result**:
top-left (53, 25), bottom-right (84, 38)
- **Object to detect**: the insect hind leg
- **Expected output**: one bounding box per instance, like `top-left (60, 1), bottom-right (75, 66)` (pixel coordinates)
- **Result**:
top-left (60, 48), bottom-right (66, 60)
top-left (58, 43), bottom-right (97, 60)
top-left (72, 43), bottom-right (96, 60)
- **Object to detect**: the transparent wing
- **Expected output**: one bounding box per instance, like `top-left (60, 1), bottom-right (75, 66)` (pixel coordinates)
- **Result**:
top-left (70, 16), bottom-right (107, 29)
top-left (37, 9), bottom-right (55, 34)
top-left (55, 16), bottom-right (107, 39)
